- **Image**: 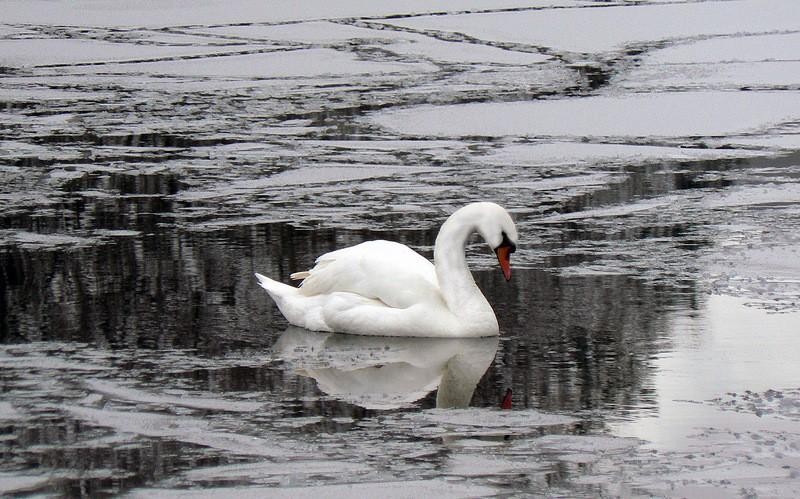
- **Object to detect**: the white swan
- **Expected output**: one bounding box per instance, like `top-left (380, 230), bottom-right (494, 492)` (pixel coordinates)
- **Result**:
top-left (255, 202), bottom-right (518, 337)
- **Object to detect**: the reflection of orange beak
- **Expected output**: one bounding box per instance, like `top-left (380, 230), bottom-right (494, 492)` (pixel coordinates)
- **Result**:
top-left (501, 388), bottom-right (512, 410)
top-left (495, 245), bottom-right (512, 281)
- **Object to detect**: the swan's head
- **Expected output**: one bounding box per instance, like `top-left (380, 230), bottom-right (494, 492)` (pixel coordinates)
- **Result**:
top-left (471, 202), bottom-right (518, 282)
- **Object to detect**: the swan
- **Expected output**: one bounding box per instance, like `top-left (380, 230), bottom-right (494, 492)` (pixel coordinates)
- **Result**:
top-left (255, 202), bottom-right (517, 337)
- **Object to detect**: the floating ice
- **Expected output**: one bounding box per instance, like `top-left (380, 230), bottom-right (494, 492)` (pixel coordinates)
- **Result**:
top-left (702, 183), bottom-right (800, 208)
top-left (444, 453), bottom-right (545, 477)
top-left (0, 39), bottom-right (248, 68)
top-left (646, 32), bottom-right (800, 65)
top-left (0, 473), bottom-right (50, 496)
top-left (1, 0), bottom-right (561, 27)
top-left (0, 402), bottom-right (22, 420)
top-left (371, 91), bottom-right (800, 139)
top-left (65, 48), bottom-right (437, 78)
top-left (479, 142), bottom-right (765, 168)
top-left (538, 196), bottom-right (677, 221)
top-left (127, 478), bottom-right (498, 498)
top-left (0, 351), bottom-right (110, 371)
top-left (384, 0), bottom-right (800, 54)
top-left (66, 406), bottom-right (297, 458)
top-left (411, 407), bottom-right (578, 429)
top-left (183, 459), bottom-right (371, 481)
top-left (232, 164), bottom-right (432, 188)
top-left (84, 379), bottom-right (267, 413)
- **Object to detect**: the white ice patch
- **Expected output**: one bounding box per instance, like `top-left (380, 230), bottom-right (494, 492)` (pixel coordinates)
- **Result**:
top-left (371, 91), bottom-right (800, 139)
top-left (0, 473), bottom-right (50, 496)
top-left (647, 32), bottom-right (800, 65)
top-left (66, 48), bottom-right (437, 78)
top-left (201, 18), bottom-right (546, 67)
top-left (711, 389), bottom-right (800, 420)
top-left (705, 243), bottom-right (800, 312)
top-left (0, 351), bottom-right (110, 372)
top-left (84, 379), bottom-right (267, 413)
top-left (0, 88), bottom-right (111, 102)
top-left (0, 402), bottom-right (22, 420)
top-left (384, 0), bottom-right (800, 54)
top-left (538, 196), bottom-right (677, 222)
top-left (1, 0), bottom-right (568, 27)
top-left (509, 434), bottom-right (641, 464)
top-left (183, 459), bottom-right (371, 481)
top-left (708, 134), bottom-right (800, 151)
top-left (195, 20), bottom-right (386, 43)
top-left (619, 61), bottom-right (800, 91)
top-left (0, 39), bottom-right (248, 68)
top-left (479, 142), bottom-right (765, 168)
top-left (445, 453), bottom-right (546, 476)
top-left (411, 408), bottom-right (578, 429)
top-left (0, 230), bottom-right (97, 249)
top-left (231, 165), bottom-right (430, 188)
top-left (702, 182), bottom-right (800, 208)
top-left (66, 406), bottom-right (297, 458)
top-left (127, 478), bottom-right (498, 499)
top-left (381, 33), bottom-right (550, 65)
top-left (485, 174), bottom-right (623, 192)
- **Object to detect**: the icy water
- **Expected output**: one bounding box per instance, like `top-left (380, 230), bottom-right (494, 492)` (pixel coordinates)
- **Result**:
top-left (2, 0), bottom-right (800, 497)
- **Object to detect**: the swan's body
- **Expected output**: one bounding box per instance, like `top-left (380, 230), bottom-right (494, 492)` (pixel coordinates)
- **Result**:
top-left (255, 202), bottom-right (517, 337)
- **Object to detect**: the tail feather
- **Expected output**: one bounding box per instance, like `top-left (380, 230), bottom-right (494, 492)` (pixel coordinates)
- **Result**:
top-left (255, 273), bottom-right (296, 298)
top-left (290, 271), bottom-right (310, 281)
top-left (255, 273), bottom-right (330, 331)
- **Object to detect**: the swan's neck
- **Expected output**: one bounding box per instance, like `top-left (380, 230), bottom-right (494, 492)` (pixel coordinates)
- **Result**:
top-left (433, 211), bottom-right (496, 329)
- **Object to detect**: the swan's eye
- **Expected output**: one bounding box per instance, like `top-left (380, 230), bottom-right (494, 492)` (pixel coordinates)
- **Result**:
top-left (498, 231), bottom-right (516, 253)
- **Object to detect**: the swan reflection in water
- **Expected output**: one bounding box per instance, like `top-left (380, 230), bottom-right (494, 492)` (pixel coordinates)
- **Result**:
top-left (273, 326), bottom-right (500, 410)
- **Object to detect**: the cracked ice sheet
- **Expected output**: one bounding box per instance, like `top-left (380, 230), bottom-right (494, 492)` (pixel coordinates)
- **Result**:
top-left (383, 0), bottom-right (800, 55)
top-left (0, 39), bottom-right (252, 68)
top-left (371, 91), bottom-right (800, 139)
top-left (619, 61), bottom-right (800, 92)
top-left (617, 31), bottom-right (800, 91)
top-left (196, 21), bottom-right (550, 65)
top-left (647, 32), bottom-right (800, 65)
top-left (61, 47), bottom-right (437, 78)
top-left (0, 0), bottom-right (579, 27)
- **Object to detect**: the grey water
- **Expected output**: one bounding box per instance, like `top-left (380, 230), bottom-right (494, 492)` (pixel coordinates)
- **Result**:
top-left (3, 2), bottom-right (800, 497)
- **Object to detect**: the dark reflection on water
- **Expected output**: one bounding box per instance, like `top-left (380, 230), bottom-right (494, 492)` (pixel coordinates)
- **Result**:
top-left (1, 219), bottom-right (684, 414)
top-left (0, 214), bottom-right (698, 496)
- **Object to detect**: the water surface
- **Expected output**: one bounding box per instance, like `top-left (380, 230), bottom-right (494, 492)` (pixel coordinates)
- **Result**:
top-left (2, 1), bottom-right (800, 496)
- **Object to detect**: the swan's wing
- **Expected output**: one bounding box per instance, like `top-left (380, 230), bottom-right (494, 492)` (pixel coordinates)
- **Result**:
top-left (297, 240), bottom-right (441, 309)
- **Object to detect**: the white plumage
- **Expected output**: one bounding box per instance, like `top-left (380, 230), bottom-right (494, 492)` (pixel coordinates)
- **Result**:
top-left (255, 202), bottom-right (518, 337)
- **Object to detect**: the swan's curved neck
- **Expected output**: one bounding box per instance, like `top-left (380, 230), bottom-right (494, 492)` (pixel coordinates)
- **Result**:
top-left (433, 209), bottom-right (495, 326)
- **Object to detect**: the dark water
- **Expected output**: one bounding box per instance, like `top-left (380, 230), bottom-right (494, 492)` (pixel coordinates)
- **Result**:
top-left (2, 144), bottom-right (797, 497)
top-left (0, 211), bottom-right (699, 496)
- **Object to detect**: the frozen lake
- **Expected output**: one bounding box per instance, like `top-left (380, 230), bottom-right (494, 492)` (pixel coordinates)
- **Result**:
top-left (2, 0), bottom-right (800, 497)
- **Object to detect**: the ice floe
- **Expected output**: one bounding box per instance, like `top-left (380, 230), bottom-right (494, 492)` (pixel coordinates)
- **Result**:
top-left (67, 48), bottom-right (437, 78)
top-left (479, 142), bottom-right (767, 168)
top-left (384, 0), bottom-right (800, 54)
top-left (66, 406), bottom-right (298, 458)
top-left (127, 478), bottom-right (498, 499)
top-left (371, 91), bottom-right (800, 139)
top-left (84, 378), bottom-right (267, 413)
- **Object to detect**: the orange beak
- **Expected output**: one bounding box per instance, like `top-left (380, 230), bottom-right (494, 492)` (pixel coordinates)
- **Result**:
top-left (495, 245), bottom-right (512, 281)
